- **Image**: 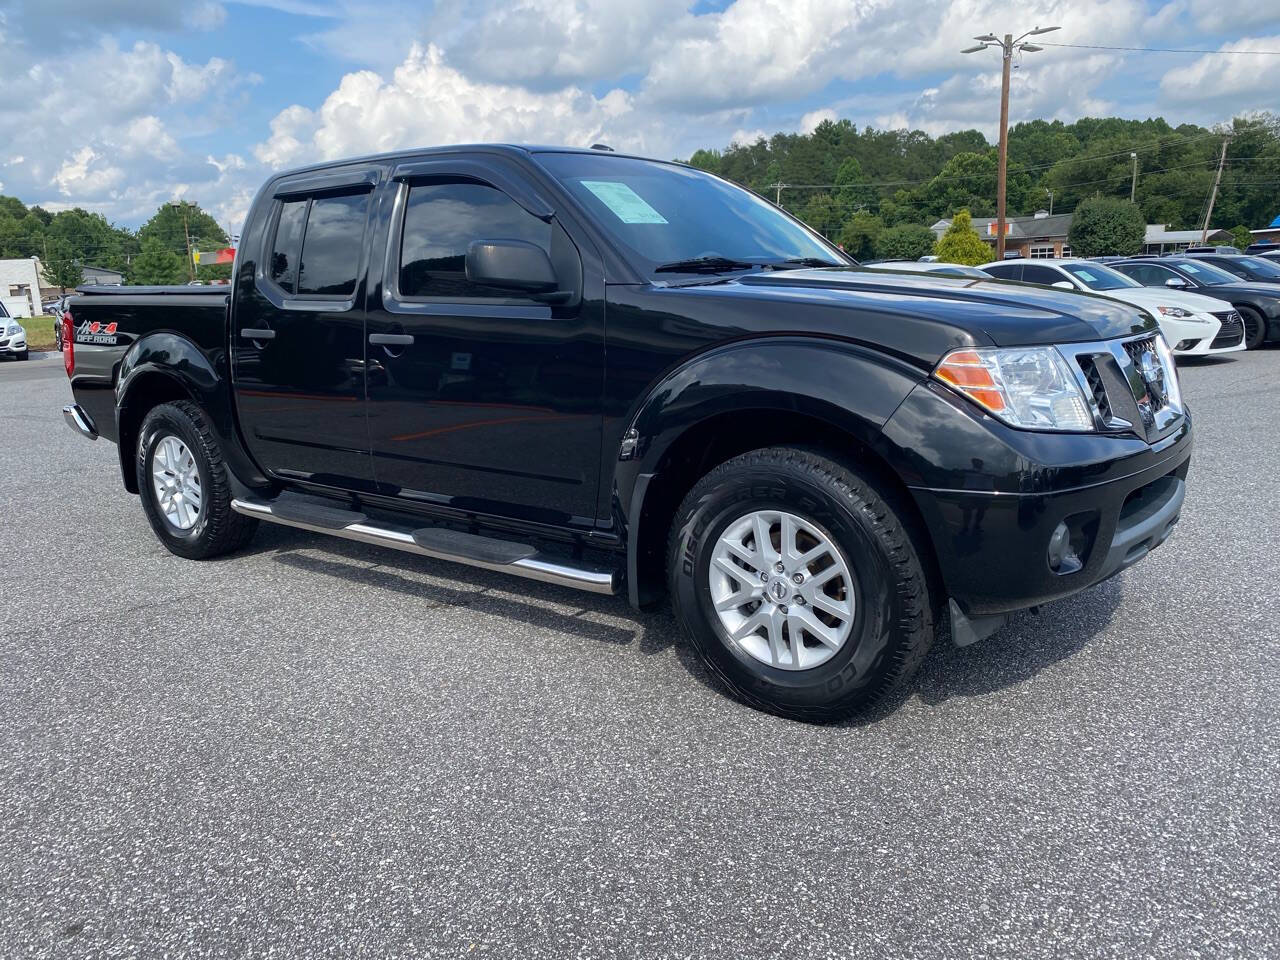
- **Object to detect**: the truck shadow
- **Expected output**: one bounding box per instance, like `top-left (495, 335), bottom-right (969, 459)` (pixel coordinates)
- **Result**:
top-left (246, 524), bottom-right (1122, 720)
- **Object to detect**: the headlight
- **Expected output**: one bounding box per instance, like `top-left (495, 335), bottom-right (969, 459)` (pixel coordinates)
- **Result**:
top-left (1155, 306), bottom-right (1205, 321)
top-left (5, 324), bottom-right (19, 336)
top-left (934, 346), bottom-right (1094, 431)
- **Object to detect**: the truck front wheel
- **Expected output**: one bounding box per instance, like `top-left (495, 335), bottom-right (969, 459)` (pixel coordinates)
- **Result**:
top-left (136, 401), bottom-right (258, 560)
top-left (667, 447), bottom-right (933, 722)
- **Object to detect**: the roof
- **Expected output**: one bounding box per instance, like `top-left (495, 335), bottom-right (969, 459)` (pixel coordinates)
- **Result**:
top-left (267, 143), bottom-right (671, 183)
top-left (935, 212), bottom-right (1073, 241)
top-left (1144, 224), bottom-right (1230, 244)
top-left (81, 264), bottom-right (123, 275)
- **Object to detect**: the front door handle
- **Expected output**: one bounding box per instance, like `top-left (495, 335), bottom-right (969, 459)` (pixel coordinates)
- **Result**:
top-left (369, 333), bottom-right (415, 346)
top-left (240, 328), bottom-right (275, 340)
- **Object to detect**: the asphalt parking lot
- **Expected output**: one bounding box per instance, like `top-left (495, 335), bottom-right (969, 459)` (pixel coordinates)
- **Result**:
top-left (1, 350), bottom-right (1277, 959)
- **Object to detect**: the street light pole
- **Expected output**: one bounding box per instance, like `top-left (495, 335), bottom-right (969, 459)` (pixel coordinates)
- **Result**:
top-left (962, 25), bottom-right (1059, 260)
top-left (1130, 153), bottom-right (1139, 203)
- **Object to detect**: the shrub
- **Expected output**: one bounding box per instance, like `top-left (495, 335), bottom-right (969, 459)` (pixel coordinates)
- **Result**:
top-left (933, 209), bottom-right (992, 265)
top-left (1067, 195), bottom-right (1145, 258)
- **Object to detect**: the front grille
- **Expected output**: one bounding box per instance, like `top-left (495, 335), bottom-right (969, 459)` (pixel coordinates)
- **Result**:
top-left (0, 338), bottom-right (8, 348)
top-left (1211, 310), bottom-right (1244, 349)
top-left (1064, 333), bottom-right (1182, 441)
top-left (1078, 355), bottom-right (1112, 421)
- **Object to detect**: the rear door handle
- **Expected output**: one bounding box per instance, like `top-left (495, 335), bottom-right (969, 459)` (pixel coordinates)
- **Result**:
top-left (369, 333), bottom-right (415, 346)
top-left (240, 328), bottom-right (275, 340)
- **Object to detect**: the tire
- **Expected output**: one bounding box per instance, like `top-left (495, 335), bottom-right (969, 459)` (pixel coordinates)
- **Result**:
top-left (17, 349), bottom-right (28, 361)
top-left (667, 447), bottom-right (933, 722)
top-left (136, 400), bottom-right (258, 560)
top-left (1239, 306), bottom-right (1267, 350)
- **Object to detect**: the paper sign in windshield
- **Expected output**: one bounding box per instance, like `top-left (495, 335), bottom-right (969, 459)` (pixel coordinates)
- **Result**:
top-left (1075, 270), bottom-right (1098, 282)
top-left (580, 180), bottom-right (668, 224)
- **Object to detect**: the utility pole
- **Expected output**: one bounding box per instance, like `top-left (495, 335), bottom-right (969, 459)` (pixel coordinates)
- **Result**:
top-left (1201, 137), bottom-right (1230, 243)
top-left (1130, 153), bottom-right (1139, 203)
top-left (963, 25), bottom-right (1059, 261)
top-left (1045, 188), bottom-right (1053, 216)
top-left (170, 200), bottom-right (195, 282)
top-left (770, 181), bottom-right (787, 206)
top-left (996, 34), bottom-right (1011, 259)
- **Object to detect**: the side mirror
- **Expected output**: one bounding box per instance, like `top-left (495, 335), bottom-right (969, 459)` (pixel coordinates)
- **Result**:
top-left (1051, 280), bottom-right (1075, 290)
top-left (1165, 276), bottom-right (1188, 289)
top-left (466, 239), bottom-right (559, 294)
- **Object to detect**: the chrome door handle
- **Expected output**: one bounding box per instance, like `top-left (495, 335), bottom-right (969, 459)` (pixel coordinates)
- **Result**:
top-left (369, 333), bottom-right (414, 346)
top-left (240, 328), bottom-right (275, 340)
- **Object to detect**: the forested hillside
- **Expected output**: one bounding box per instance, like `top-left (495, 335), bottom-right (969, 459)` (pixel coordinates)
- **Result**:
top-left (686, 113), bottom-right (1280, 253)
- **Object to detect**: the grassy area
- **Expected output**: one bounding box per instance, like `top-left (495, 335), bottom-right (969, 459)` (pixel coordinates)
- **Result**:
top-left (14, 317), bottom-right (59, 352)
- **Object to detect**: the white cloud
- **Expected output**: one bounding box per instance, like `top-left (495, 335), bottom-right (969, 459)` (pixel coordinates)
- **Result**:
top-left (800, 109), bottom-right (838, 134)
top-left (1159, 35), bottom-right (1280, 108)
top-left (254, 43), bottom-right (638, 168)
top-left (52, 148), bottom-right (125, 196)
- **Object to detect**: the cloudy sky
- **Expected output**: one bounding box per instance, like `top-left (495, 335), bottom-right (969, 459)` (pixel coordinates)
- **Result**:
top-left (1, 0), bottom-right (1276, 233)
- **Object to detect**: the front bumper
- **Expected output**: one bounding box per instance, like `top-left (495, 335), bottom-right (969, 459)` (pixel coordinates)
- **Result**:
top-left (1165, 311), bottom-right (1244, 355)
top-left (0, 333), bottom-right (27, 354)
top-left (911, 427), bottom-right (1191, 617)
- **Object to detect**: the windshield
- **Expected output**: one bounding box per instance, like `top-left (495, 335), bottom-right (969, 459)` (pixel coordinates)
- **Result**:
top-left (1170, 260), bottom-right (1238, 285)
top-left (535, 153), bottom-right (847, 275)
top-left (1061, 262), bottom-right (1141, 290)
top-left (1233, 256), bottom-right (1280, 278)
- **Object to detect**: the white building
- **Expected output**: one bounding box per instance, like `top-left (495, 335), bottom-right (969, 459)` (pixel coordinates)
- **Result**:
top-left (0, 257), bottom-right (44, 318)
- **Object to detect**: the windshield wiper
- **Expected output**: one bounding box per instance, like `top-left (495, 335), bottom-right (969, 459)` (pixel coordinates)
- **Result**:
top-left (770, 257), bottom-right (846, 268)
top-left (653, 256), bottom-right (760, 274)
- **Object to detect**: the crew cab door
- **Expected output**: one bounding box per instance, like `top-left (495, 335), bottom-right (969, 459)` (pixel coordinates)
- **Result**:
top-left (363, 157), bottom-right (604, 529)
top-left (231, 166), bottom-right (380, 490)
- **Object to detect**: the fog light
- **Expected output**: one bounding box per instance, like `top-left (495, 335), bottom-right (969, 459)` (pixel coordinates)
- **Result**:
top-left (1047, 521), bottom-right (1083, 575)
top-left (1175, 339), bottom-right (1196, 351)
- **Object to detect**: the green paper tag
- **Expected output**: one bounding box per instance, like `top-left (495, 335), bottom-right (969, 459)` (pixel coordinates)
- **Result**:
top-left (580, 180), bottom-right (668, 224)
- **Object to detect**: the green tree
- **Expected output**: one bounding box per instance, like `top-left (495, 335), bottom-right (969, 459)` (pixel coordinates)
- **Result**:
top-left (1068, 195), bottom-right (1146, 257)
top-left (1230, 224), bottom-right (1253, 249)
top-left (876, 224), bottom-right (937, 261)
top-left (138, 200), bottom-right (228, 276)
top-left (42, 240), bottom-right (85, 293)
top-left (127, 236), bottom-right (186, 285)
top-left (798, 193), bottom-right (842, 238)
top-left (934, 209), bottom-right (992, 265)
top-left (838, 211), bottom-right (883, 261)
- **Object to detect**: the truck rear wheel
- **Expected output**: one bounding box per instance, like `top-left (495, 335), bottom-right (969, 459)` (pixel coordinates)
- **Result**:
top-left (667, 447), bottom-right (932, 722)
top-left (136, 401), bottom-right (258, 560)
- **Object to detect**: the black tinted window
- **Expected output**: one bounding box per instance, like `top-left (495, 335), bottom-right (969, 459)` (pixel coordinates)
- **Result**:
top-left (1021, 265), bottom-right (1065, 286)
top-left (983, 263), bottom-right (1022, 281)
top-left (298, 193), bottom-right (370, 295)
top-left (400, 181), bottom-right (551, 299)
top-left (270, 199), bottom-right (307, 293)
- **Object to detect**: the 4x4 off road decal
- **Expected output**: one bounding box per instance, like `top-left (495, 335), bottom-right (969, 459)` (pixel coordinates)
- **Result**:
top-left (76, 320), bottom-right (119, 345)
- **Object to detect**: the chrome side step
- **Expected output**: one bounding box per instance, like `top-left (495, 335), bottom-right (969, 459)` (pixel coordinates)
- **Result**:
top-left (231, 497), bottom-right (620, 596)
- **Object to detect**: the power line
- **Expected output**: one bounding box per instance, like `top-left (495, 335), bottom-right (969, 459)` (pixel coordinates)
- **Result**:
top-left (1039, 41), bottom-right (1280, 55)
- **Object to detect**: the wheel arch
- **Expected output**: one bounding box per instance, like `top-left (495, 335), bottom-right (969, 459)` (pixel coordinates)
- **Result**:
top-left (616, 338), bottom-right (942, 611)
top-left (116, 332), bottom-right (269, 495)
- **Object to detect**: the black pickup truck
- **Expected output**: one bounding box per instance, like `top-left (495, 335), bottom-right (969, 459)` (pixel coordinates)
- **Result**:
top-left (61, 144), bottom-right (1191, 721)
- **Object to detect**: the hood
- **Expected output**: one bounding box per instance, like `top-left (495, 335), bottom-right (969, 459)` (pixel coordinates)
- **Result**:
top-left (720, 268), bottom-right (1155, 349)
top-left (1095, 286), bottom-right (1234, 314)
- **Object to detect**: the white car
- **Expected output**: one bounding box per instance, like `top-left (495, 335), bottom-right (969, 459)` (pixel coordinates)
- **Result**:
top-left (0, 304), bottom-right (28, 361)
top-left (979, 258), bottom-right (1245, 356)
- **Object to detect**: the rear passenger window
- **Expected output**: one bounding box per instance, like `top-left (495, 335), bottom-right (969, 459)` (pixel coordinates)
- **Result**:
top-left (399, 180), bottom-right (551, 299)
top-left (298, 193), bottom-right (370, 295)
top-left (268, 191), bottom-right (371, 297)
top-left (1021, 265), bottom-right (1063, 286)
top-left (984, 263), bottom-right (1022, 281)
top-left (269, 200), bottom-right (308, 293)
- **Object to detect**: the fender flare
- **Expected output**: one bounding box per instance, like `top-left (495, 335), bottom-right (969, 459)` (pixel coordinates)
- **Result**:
top-left (612, 337), bottom-right (927, 606)
top-left (115, 331), bottom-right (270, 495)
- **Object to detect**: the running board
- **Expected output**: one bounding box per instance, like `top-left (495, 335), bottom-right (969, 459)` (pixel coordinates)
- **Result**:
top-left (231, 496), bottom-right (620, 595)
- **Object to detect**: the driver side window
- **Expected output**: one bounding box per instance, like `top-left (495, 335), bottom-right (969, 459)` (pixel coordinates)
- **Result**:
top-left (399, 180), bottom-right (552, 300)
